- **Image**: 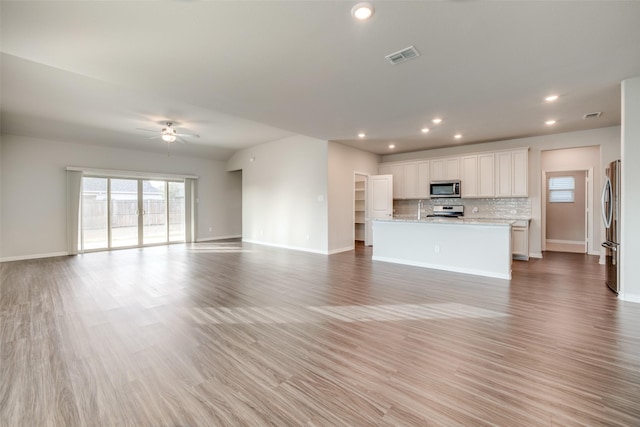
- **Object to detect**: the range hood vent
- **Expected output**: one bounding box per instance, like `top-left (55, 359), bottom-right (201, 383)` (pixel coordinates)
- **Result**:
top-left (583, 112), bottom-right (602, 119)
top-left (385, 46), bottom-right (420, 65)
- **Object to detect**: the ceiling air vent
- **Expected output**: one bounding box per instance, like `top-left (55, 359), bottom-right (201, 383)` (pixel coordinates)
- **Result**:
top-left (583, 112), bottom-right (602, 119)
top-left (385, 46), bottom-right (420, 65)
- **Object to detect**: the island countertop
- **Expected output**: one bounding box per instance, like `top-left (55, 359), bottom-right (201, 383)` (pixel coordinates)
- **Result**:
top-left (377, 217), bottom-right (517, 226)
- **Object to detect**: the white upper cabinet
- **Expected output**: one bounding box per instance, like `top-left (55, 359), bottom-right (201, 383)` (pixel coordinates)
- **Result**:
top-left (430, 157), bottom-right (460, 181)
top-left (495, 151), bottom-right (512, 197)
top-left (461, 155), bottom-right (479, 197)
top-left (379, 162), bottom-right (428, 199)
top-left (478, 154), bottom-right (495, 197)
top-left (417, 161), bottom-right (430, 199)
top-left (511, 149), bottom-right (528, 197)
top-left (495, 149), bottom-right (528, 197)
top-left (403, 162), bottom-right (419, 199)
top-left (378, 163), bottom-right (405, 199)
top-left (389, 163), bottom-right (404, 199)
top-left (461, 153), bottom-right (494, 198)
top-left (379, 148), bottom-right (526, 199)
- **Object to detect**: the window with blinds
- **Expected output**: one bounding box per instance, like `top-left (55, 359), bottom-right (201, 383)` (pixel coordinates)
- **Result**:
top-left (548, 176), bottom-right (575, 203)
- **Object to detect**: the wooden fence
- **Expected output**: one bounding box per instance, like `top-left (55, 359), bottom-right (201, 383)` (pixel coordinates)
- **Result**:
top-left (82, 198), bottom-right (184, 229)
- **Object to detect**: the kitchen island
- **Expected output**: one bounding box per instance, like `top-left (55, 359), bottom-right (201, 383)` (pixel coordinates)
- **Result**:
top-left (372, 218), bottom-right (514, 280)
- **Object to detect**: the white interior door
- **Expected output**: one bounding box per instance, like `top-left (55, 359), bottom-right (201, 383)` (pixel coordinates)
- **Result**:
top-left (367, 174), bottom-right (393, 246)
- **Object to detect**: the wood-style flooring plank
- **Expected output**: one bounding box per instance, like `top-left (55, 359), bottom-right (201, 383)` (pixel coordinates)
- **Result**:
top-left (1, 241), bottom-right (640, 426)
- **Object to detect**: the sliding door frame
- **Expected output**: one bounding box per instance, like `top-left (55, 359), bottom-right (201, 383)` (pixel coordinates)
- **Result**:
top-left (78, 174), bottom-right (193, 253)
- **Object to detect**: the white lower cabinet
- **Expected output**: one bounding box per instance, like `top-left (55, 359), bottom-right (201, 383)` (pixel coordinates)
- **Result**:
top-left (512, 220), bottom-right (529, 260)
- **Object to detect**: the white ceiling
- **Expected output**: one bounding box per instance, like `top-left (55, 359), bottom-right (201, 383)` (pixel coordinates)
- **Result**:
top-left (2, 1), bottom-right (640, 160)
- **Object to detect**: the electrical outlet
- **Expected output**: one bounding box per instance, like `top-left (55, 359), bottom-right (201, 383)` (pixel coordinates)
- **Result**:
top-left (472, 207), bottom-right (479, 213)
top-left (208, 227), bottom-right (212, 232)
top-left (434, 244), bottom-right (440, 253)
top-left (306, 234), bottom-right (310, 240)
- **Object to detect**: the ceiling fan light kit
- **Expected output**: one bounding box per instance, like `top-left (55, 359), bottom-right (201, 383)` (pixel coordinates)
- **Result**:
top-left (137, 121), bottom-right (200, 145)
top-left (161, 124), bottom-right (177, 143)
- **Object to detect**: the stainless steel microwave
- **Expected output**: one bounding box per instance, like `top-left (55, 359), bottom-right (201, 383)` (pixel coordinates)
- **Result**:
top-left (430, 180), bottom-right (461, 198)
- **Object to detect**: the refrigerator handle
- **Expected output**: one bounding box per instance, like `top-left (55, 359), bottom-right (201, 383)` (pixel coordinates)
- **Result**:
top-left (601, 176), bottom-right (612, 228)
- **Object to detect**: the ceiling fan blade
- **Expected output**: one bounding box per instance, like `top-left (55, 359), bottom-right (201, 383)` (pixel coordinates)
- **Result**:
top-left (148, 135), bottom-right (162, 140)
top-left (136, 127), bottom-right (159, 133)
top-left (175, 137), bottom-right (188, 144)
top-left (175, 132), bottom-right (200, 138)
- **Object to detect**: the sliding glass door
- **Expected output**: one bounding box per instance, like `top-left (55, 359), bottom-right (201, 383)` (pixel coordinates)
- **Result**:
top-left (81, 177), bottom-right (109, 250)
top-left (110, 178), bottom-right (140, 248)
top-left (168, 181), bottom-right (186, 242)
top-left (80, 177), bottom-right (186, 252)
top-left (142, 180), bottom-right (167, 245)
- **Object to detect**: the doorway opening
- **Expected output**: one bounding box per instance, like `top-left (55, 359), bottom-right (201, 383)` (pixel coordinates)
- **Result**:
top-left (354, 173), bottom-right (367, 246)
top-left (542, 170), bottom-right (589, 253)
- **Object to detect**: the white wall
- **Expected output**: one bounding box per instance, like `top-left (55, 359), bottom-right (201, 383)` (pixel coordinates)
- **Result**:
top-left (227, 134), bottom-right (329, 253)
top-left (327, 142), bottom-right (380, 253)
top-left (0, 134), bottom-right (241, 260)
top-left (382, 126), bottom-right (621, 258)
top-left (0, 134), bottom-right (2, 259)
top-left (621, 76), bottom-right (640, 302)
top-left (541, 146), bottom-right (600, 253)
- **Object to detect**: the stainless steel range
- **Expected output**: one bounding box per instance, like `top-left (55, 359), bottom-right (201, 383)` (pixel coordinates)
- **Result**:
top-left (427, 205), bottom-right (464, 218)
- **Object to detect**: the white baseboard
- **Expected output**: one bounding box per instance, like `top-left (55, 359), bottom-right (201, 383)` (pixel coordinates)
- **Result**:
top-left (619, 293), bottom-right (640, 303)
top-left (588, 251), bottom-right (600, 256)
top-left (328, 245), bottom-right (354, 255)
top-left (529, 252), bottom-right (543, 259)
top-left (546, 239), bottom-right (586, 245)
top-left (0, 251), bottom-right (69, 263)
top-left (196, 235), bottom-right (241, 242)
top-left (243, 239), bottom-right (329, 255)
top-left (372, 255), bottom-right (511, 280)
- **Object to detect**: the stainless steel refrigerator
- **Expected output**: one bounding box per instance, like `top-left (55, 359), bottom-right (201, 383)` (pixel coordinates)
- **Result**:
top-left (601, 160), bottom-right (621, 294)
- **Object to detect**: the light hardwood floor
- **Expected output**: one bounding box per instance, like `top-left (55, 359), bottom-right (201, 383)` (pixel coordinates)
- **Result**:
top-left (1, 241), bottom-right (639, 426)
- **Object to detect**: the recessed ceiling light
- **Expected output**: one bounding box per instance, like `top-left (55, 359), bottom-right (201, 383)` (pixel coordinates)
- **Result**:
top-left (545, 95), bottom-right (559, 102)
top-left (421, 128), bottom-right (430, 133)
top-left (432, 118), bottom-right (442, 124)
top-left (545, 120), bottom-right (557, 125)
top-left (454, 134), bottom-right (462, 139)
top-left (358, 133), bottom-right (366, 138)
top-left (388, 144), bottom-right (395, 149)
top-left (351, 2), bottom-right (374, 20)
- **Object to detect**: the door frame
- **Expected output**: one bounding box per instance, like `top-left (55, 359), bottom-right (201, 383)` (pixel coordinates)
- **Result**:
top-left (541, 168), bottom-right (593, 254)
top-left (81, 176), bottom-right (186, 252)
top-left (353, 172), bottom-right (369, 246)
top-left (368, 174), bottom-right (394, 247)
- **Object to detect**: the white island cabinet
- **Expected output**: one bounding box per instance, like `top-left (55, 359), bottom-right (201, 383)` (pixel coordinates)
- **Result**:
top-left (372, 219), bottom-right (513, 280)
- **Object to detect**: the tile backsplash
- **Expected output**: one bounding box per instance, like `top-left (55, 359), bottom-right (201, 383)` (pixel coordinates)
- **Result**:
top-left (394, 198), bottom-right (531, 220)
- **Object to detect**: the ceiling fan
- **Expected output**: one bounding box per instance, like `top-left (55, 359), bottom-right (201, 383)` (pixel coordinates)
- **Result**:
top-left (136, 122), bottom-right (200, 143)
